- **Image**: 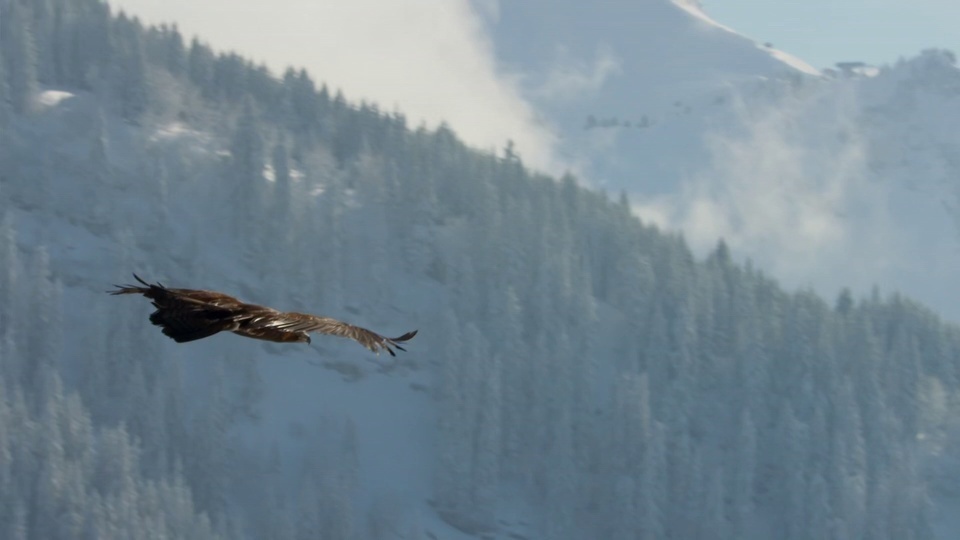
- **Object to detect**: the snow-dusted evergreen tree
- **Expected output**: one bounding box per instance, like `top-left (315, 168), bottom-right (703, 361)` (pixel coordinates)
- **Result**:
top-left (433, 310), bottom-right (467, 511)
top-left (157, 23), bottom-right (188, 78)
top-left (730, 406), bottom-right (757, 537)
top-left (0, 368), bottom-right (220, 540)
top-left (472, 351), bottom-right (502, 522)
top-left (57, 0), bottom-right (111, 88)
top-left (0, 214), bottom-right (20, 339)
top-left (701, 468), bottom-right (729, 540)
top-left (228, 97), bottom-right (268, 267)
top-left (271, 136), bottom-right (293, 233)
top-left (543, 405), bottom-right (576, 540)
top-left (346, 152), bottom-right (390, 306)
top-left (84, 108), bottom-right (115, 233)
top-left (639, 420), bottom-right (667, 540)
top-left (0, 0), bottom-right (39, 113)
top-left (187, 37), bottom-right (215, 94)
top-left (186, 363), bottom-right (232, 518)
top-left (0, 57), bottom-right (12, 128)
top-left (112, 13), bottom-right (150, 121)
top-left (491, 286), bottom-right (527, 479)
top-left (311, 162), bottom-right (346, 311)
top-left (27, 0), bottom-right (56, 85)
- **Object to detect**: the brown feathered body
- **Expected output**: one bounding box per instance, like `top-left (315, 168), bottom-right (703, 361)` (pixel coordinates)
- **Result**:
top-left (110, 275), bottom-right (417, 356)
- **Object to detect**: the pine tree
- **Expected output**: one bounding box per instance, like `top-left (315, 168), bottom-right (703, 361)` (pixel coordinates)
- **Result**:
top-left (163, 24), bottom-right (187, 77)
top-left (312, 166), bottom-right (346, 311)
top-left (338, 418), bottom-right (360, 493)
top-left (187, 37), bottom-right (214, 94)
top-left (434, 311), bottom-right (468, 511)
top-left (0, 214), bottom-right (20, 339)
top-left (112, 14), bottom-right (150, 121)
top-left (701, 468), bottom-right (728, 540)
top-left (295, 481), bottom-right (322, 540)
top-left (610, 476), bottom-right (639, 539)
top-left (229, 98), bottom-right (268, 265)
top-left (543, 407), bottom-right (576, 540)
top-left (806, 472), bottom-right (831, 540)
top-left (272, 136), bottom-right (293, 235)
top-left (319, 479), bottom-right (355, 540)
top-left (0, 57), bottom-right (12, 128)
top-left (731, 407), bottom-right (756, 537)
top-left (186, 362), bottom-right (231, 519)
top-left (494, 286), bottom-right (528, 479)
top-left (85, 108), bottom-right (114, 233)
top-left (638, 421), bottom-right (666, 540)
top-left (21, 248), bottom-right (62, 396)
top-left (1, 0), bottom-right (39, 113)
top-left (347, 152), bottom-right (391, 305)
top-left (63, 0), bottom-right (112, 88)
top-left (472, 354), bottom-right (501, 522)
top-left (5, 502), bottom-right (27, 540)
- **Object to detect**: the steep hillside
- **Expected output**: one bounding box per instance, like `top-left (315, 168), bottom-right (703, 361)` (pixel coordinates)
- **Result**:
top-left (3, 1), bottom-right (960, 539)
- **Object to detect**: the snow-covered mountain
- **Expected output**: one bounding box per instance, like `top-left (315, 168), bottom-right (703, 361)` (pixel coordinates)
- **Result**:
top-left (4, 1), bottom-right (960, 539)
top-left (656, 51), bottom-right (960, 319)
top-left (482, 0), bottom-right (960, 325)
top-left (480, 0), bottom-right (816, 187)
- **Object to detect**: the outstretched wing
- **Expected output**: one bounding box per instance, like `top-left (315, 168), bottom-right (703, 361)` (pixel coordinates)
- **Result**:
top-left (239, 312), bottom-right (418, 356)
top-left (110, 274), bottom-right (249, 343)
top-left (112, 275), bottom-right (418, 354)
top-left (110, 274), bottom-right (248, 308)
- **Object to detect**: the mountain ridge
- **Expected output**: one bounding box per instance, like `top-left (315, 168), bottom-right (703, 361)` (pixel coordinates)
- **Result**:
top-left (2, 1), bottom-right (960, 538)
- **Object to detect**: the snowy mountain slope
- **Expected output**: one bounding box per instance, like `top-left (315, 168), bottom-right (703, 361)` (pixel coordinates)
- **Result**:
top-left (0, 85), bottom-right (599, 540)
top-left (6, 74), bottom-right (624, 538)
top-left (483, 0), bottom-right (960, 325)
top-left (640, 50), bottom-right (960, 321)
top-left (5, 83), bottom-right (956, 540)
top-left (3, 84), bottom-right (471, 539)
top-left (485, 0), bottom-right (816, 111)
top-left (5, 2), bottom-right (960, 539)
top-left (480, 0), bottom-right (816, 187)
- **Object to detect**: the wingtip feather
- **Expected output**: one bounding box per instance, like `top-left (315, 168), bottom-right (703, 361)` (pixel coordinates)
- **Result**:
top-left (392, 330), bottom-right (418, 342)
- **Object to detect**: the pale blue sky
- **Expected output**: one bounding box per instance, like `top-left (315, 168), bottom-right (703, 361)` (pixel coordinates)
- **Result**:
top-left (703, 1), bottom-right (960, 69)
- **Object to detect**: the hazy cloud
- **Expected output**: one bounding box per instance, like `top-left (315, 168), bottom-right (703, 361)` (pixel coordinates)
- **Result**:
top-left (111, 0), bottom-right (560, 172)
top-left (468, 0), bottom-right (500, 23)
top-left (636, 88), bottom-right (897, 293)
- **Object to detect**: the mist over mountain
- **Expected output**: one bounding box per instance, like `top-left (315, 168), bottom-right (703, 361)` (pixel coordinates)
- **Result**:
top-left (478, 0), bottom-right (960, 323)
top-left (3, 0), bottom-right (960, 539)
top-left (478, 0), bottom-right (815, 180)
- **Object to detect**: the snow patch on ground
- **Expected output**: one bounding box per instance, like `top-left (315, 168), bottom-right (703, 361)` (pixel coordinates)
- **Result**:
top-left (764, 47), bottom-right (821, 76)
top-left (151, 121), bottom-right (211, 143)
top-left (37, 89), bottom-right (75, 108)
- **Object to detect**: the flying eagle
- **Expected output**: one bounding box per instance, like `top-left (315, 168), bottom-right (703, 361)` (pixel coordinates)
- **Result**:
top-left (110, 274), bottom-right (417, 356)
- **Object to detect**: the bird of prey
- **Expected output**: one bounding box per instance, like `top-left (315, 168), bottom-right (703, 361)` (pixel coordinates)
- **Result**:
top-left (109, 274), bottom-right (417, 356)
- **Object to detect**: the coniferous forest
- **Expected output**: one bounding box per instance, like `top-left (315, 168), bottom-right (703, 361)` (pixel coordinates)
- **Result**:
top-left (2, 0), bottom-right (960, 538)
